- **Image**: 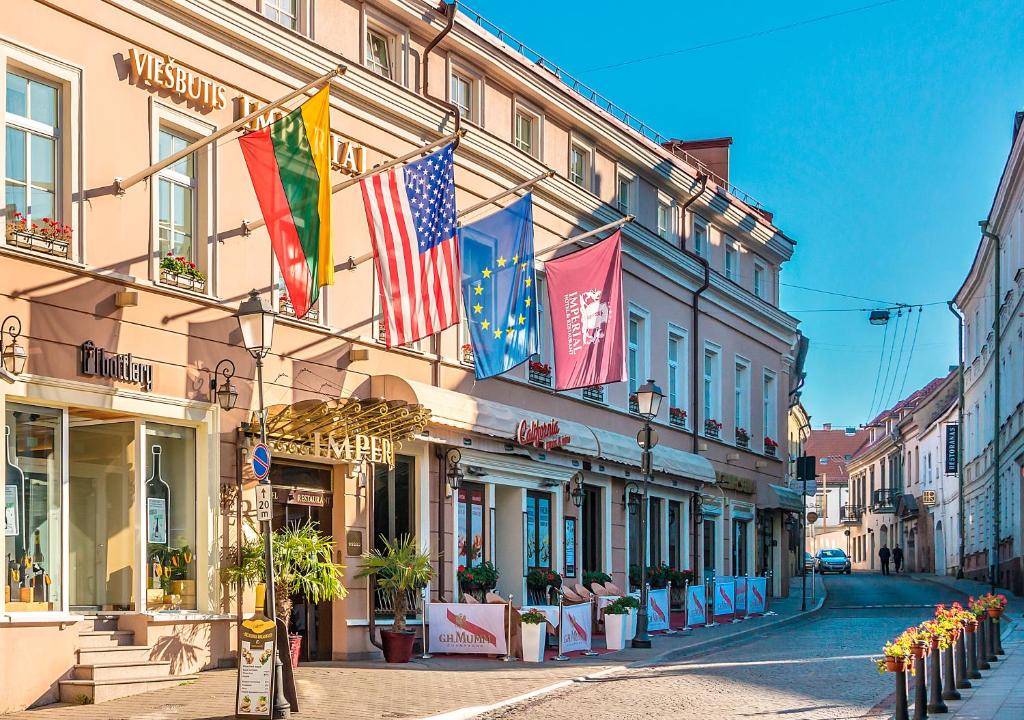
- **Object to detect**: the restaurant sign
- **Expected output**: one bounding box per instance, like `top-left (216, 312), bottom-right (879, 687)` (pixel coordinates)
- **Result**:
top-left (267, 432), bottom-right (394, 467)
top-left (126, 48), bottom-right (228, 110)
top-left (515, 419), bottom-right (571, 450)
top-left (716, 473), bottom-right (756, 495)
top-left (80, 341), bottom-right (153, 390)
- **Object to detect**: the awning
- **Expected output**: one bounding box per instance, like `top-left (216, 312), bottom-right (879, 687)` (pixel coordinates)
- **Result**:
top-left (759, 483), bottom-right (805, 513)
top-left (395, 378), bottom-right (714, 484)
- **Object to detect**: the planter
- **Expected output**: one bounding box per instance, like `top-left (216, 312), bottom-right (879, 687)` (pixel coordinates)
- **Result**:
top-left (521, 622), bottom-right (547, 662)
top-left (288, 634), bottom-right (302, 668)
top-left (6, 226), bottom-right (70, 258)
top-left (628, 607), bottom-right (637, 640)
top-left (911, 643), bottom-right (927, 659)
top-left (380, 629), bottom-right (416, 664)
top-left (987, 608), bottom-right (1003, 619)
top-left (764, 445), bottom-right (778, 458)
top-left (966, 621), bottom-right (978, 633)
top-left (885, 657), bottom-right (907, 672)
top-left (605, 614), bottom-right (629, 651)
top-left (160, 268), bottom-right (207, 294)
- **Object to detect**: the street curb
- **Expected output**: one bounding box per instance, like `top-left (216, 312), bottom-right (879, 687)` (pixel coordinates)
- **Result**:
top-left (422, 581), bottom-right (828, 720)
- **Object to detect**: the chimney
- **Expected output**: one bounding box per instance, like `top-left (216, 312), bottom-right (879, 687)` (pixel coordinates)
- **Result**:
top-left (662, 137), bottom-right (732, 184)
top-left (822, 423), bottom-right (832, 431)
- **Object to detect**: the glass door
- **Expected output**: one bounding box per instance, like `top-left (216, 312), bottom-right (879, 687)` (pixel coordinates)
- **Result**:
top-left (68, 419), bottom-right (136, 611)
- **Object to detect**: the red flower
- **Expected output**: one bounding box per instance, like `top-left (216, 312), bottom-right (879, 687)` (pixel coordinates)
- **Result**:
top-left (458, 565), bottom-right (465, 573)
top-left (465, 572), bottom-right (474, 581)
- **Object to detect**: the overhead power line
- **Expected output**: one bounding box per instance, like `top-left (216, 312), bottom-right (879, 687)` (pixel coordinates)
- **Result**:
top-left (867, 315), bottom-right (892, 418)
top-left (896, 307), bottom-right (924, 400)
top-left (581, 0), bottom-right (905, 73)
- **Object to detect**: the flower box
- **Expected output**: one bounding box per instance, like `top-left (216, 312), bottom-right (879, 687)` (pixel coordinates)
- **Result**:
top-left (764, 436), bottom-right (779, 457)
top-left (6, 218), bottom-right (71, 259)
top-left (669, 407), bottom-right (687, 429)
top-left (735, 428), bottom-right (750, 448)
top-left (629, 395), bottom-right (639, 414)
top-left (279, 296), bottom-right (319, 323)
top-left (528, 361), bottom-right (552, 387)
top-left (583, 386), bottom-right (605, 403)
top-left (461, 343), bottom-right (475, 365)
top-left (521, 621), bottom-right (546, 662)
top-left (160, 268), bottom-right (206, 293)
top-left (704, 419), bottom-right (722, 439)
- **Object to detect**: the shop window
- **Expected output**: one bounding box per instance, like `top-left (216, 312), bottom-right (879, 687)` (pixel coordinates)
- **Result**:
top-left (668, 500), bottom-right (681, 569)
top-left (732, 519), bottom-right (749, 576)
top-left (458, 482), bottom-right (485, 567)
top-left (4, 403), bottom-right (62, 612)
top-left (628, 501), bottom-right (640, 576)
top-left (648, 497), bottom-right (663, 568)
top-left (525, 491), bottom-right (552, 570)
top-left (581, 484), bottom-right (602, 574)
top-left (145, 423), bottom-right (196, 611)
top-left (373, 455), bottom-right (414, 551)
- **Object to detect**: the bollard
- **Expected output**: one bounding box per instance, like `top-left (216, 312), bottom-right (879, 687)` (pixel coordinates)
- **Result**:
top-left (705, 573), bottom-right (717, 628)
top-left (954, 630), bottom-right (971, 688)
top-left (992, 615), bottom-right (1004, 655)
top-left (926, 641), bottom-right (947, 713)
top-left (500, 594), bottom-right (517, 662)
top-left (940, 644), bottom-right (960, 701)
top-left (554, 593), bottom-right (570, 661)
top-left (983, 617), bottom-right (997, 665)
top-left (893, 664), bottom-right (910, 720)
top-left (913, 651), bottom-right (928, 720)
top-left (966, 622), bottom-right (982, 678)
top-left (976, 618), bottom-right (990, 671)
top-left (420, 587), bottom-right (433, 659)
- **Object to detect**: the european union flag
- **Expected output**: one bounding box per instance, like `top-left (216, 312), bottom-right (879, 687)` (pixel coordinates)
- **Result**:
top-left (458, 193), bottom-right (539, 380)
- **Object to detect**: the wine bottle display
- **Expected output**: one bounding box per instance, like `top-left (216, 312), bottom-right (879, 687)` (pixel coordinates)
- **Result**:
top-left (146, 445), bottom-right (171, 546)
top-left (4, 425), bottom-right (27, 560)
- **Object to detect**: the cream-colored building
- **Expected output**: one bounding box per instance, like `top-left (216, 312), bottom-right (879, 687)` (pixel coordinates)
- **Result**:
top-left (0, 0), bottom-right (801, 710)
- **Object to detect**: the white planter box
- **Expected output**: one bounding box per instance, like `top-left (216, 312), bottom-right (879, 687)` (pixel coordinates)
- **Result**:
top-left (605, 613), bottom-right (629, 650)
top-left (521, 621), bottom-right (546, 662)
top-left (628, 607), bottom-right (637, 639)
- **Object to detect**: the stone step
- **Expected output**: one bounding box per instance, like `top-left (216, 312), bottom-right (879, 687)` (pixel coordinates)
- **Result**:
top-left (77, 644), bottom-right (154, 665)
top-left (59, 674), bottom-right (197, 705)
top-left (73, 660), bottom-right (172, 682)
top-left (78, 616), bottom-right (120, 632)
top-left (78, 630), bottom-right (135, 648)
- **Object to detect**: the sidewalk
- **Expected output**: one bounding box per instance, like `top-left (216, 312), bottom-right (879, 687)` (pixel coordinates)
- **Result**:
top-left (4, 577), bottom-right (825, 720)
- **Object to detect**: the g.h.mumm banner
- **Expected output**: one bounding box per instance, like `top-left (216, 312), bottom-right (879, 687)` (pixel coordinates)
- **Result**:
top-left (427, 603), bottom-right (507, 654)
top-left (545, 231), bottom-right (626, 391)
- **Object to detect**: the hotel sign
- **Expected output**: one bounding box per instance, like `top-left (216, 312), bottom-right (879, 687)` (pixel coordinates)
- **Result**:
top-left (126, 48), bottom-right (228, 111)
top-left (80, 341), bottom-right (153, 391)
top-left (266, 431), bottom-right (395, 467)
top-left (515, 419), bottom-right (571, 450)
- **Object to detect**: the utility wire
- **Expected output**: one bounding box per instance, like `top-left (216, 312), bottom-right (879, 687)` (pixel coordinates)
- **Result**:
top-left (581, 0), bottom-right (905, 73)
top-left (872, 309), bottom-right (903, 418)
top-left (896, 307), bottom-right (924, 400)
top-left (883, 307), bottom-right (913, 408)
top-left (781, 282), bottom-right (905, 307)
top-left (867, 315), bottom-right (892, 419)
top-left (784, 300), bottom-right (947, 313)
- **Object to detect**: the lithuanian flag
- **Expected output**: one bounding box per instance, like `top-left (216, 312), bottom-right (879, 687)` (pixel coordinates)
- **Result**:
top-left (239, 86), bottom-right (333, 319)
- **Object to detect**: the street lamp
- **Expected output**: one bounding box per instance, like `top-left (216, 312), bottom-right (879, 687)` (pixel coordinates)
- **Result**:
top-left (445, 448), bottom-right (464, 495)
top-left (1, 315), bottom-right (27, 380)
top-left (622, 482), bottom-right (641, 515)
top-left (234, 290), bottom-right (288, 719)
top-left (566, 471), bottom-right (585, 509)
top-left (633, 379), bottom-right (663, 649)
top-left (210, 359), bottom-right (238, 412)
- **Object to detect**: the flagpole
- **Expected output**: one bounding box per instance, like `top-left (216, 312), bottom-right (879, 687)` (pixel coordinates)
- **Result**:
top-left (457, 170), bottom-right (554, 220)
top-left (534, 215), bottom-right (635, 258)
top-left (114, 65), bottom-right (345, 195)
top-left (242, 130), bottom-right (465, 236)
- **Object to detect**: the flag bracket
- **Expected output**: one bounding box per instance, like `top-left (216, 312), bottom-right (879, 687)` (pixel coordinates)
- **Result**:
top-left (536, 215), bottom-right (635, 259)
top-left (113, 65), bottom-right (345, 196)
top-left (457, 170), bottom-right (555, 221)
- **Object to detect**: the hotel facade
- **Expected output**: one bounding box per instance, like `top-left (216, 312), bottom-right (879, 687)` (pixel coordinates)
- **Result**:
top-left (0, 0), bottom-right (802, 710)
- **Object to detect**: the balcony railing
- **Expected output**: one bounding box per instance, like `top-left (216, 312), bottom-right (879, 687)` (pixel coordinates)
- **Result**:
top-left (871, 488), bottom-right (899, 514)
top-left (6, 225), bottom-right (71, 259)
top-left (582, 386), bottom-right (605, 403)
top-left (279, 296), bottom-right (319, 323)
top-left (839, 505), bottom-right (863, 524)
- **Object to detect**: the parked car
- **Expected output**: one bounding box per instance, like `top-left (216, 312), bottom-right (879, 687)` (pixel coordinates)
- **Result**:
top-left (815, 548), bottom-right (852, 574)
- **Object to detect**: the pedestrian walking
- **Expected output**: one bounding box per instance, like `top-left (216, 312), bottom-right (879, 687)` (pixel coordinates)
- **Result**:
top-left (892, 545), bottom-right (904, 574)
top-left (879, 544), bottom-right (891, 576)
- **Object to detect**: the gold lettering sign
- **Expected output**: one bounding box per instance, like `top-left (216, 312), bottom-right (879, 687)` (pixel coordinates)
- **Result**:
top-left (234, 96), bottom-right (368, 175)
top-left (126, 48), bottom-right (228, 110)
top-left (267, 431), bottom-right (394, 468)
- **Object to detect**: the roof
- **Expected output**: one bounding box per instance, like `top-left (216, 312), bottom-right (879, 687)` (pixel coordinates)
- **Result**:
top-left (803, 428), bottom-right (868, 484)
top-left (865, 376), bottom-right (947, 428)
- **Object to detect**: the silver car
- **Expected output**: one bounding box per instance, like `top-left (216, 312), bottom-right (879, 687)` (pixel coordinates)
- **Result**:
top-left (815, 548), bottom-right (852, 574)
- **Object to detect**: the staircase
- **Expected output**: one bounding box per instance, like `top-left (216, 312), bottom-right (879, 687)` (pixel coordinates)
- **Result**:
top-left (58, 617), bottom-right (197, 704)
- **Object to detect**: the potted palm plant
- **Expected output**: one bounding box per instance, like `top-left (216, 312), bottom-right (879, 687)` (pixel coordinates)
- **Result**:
top-left (222, 521), bottom-right (347, 668)
top-left (357, 534), bottom-right (435, 664)
top-left (519, 609), bottom-right (548, 662)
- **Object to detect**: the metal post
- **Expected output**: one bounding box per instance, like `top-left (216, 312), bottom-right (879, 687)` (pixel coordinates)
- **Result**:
top-left (993, 615), bottom-right (1004, 655)
top-left (941, 645), bottom-right (960, 701)
top-left (582, 598), bottom-right (599, 656)
top-left (955, 631), bottom-right (971, 688)
top-left (420, 587), bottom-right (432, 659)
top-left (632, 421), bottom-right (652, 649)
top-left (926, 644), bottom-right (947, 713)
top-left (663, 581), bottom-right (677, 634)
top-left (535, 216), bottom-right (635, 258)
top-left (457, 170), bottom-right (555, 218)
top-left (912, 654), bottom-right (927, 720)
top-left (984, 616), bottom-right (998, 663)
top-left (978, 620), bottom-right (991, 670)
top-left (705, 571), bottom-right (717, 627)
top-left (680, 580), bottom-right (691, 632)
top-left (500, 594), bottom-right (517, 662)
top-left (894, 666), bottom-right (910, 720)
top-left (801, 475), bottom-right (807, 612)
top-left (764, 570), bottom-right (777, 616)
top-left (967, 624), bottom-right (982, 677)
top-left (554, 593), bottom-right (569, 661)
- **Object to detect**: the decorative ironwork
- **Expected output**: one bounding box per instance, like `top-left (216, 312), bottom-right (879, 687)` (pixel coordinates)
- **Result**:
top-left (872, 488), bottom-right (899, 514)
top-left (160, 268), bottom-right (206, 293)
top-left (840, 505), bottom-right (863, 524)
top-left (582, 386), bottom-right (605, 403)
top-left (279, 295), bottom-right (320, 323)
top-left (528, 363), bottom-right (552, 387)
top-left (629, 395), bottom-right (639, 414)
top-left (6, 226), bottom-right (71, 258)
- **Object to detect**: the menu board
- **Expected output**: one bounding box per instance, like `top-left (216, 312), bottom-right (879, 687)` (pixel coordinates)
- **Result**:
top-left (236, 617), bottom-right (275, 717)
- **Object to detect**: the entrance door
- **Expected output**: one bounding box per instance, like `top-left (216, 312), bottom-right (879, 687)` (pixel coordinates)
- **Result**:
top-left (68, 420), bottom-right (136, 611)
top-left (270, 462), bottom-right (333, 662)
top-left (702, 518), bottom-right (716, 580)
top-left (581, 484), bottom-right (602, 575)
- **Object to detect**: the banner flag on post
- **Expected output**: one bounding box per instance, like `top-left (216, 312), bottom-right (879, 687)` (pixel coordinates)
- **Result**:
top-left (686, 585), bottom-right (706, 627)
top-left (713, 578), bottom-right (736, 622)
top-left (427, 602), bottom-right (507, 654)
top-left (239, 86), bottom-right (333, 320)
top-left (360, 144), bottom-right (460, 347)
top-left (560, 602), bottom-right (593, 653)
top-left (647, 587), bottom-right (670, 631)
top-left (458, 194), bottom-right (538, 379)
top-left (735, 577), bottom-right (747, 613)
top-left (545, 231), bottom-right (626, 391)
top-left (746, 577), bottom-right (767, 615)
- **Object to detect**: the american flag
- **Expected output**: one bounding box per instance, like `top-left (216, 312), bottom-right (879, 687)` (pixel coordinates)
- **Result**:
top-left (360, 143), bottom-right (460, 347)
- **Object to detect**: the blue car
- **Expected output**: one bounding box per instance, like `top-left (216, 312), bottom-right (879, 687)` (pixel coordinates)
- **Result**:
top-left (815, 548), bottom-right (852, 574)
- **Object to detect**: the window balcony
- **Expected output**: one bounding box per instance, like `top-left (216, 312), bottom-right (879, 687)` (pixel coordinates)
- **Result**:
top-left (668, 408), bottom-right (687, 429)
top-left (159, 267), bottom-right (206, 294)
top-left (278, 296), bottom-right (319, 323)
top-left (839, 505), bottom-right (863, 524)
top-left (6, 222), bottom-right (71, 259)
top-left (871, 488), bottom-right (899, 514)
top-left (582, 386), bottom-right (605, 403)
top-left (528, 361), bottom-right (552, 387)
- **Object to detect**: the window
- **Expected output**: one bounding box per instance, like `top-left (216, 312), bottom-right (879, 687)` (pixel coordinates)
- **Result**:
top-left (457, 483), bottom-right (486, 567)
top-left (366, 28), bottom-right (393, 80)
top-left (668, 500), bottom-right (682, 568)
top-left (263, 0), bottom-right (299, 30)
top-left (820, 457), bottom-right (830, 465)
top-left (725, 242), bottom-right (739, 281)
top-left (374, 456), bottom-right (414, 550)
top-left (628, 311), bottom-right (647, 399)
top-left (526, 491), bottom-right (552, 570)
top-left (616, 171), bottom-right (634, 215)
top-left (763, 370), bottom-right (778, 447)
top-left (648, 497), bottom-right (663, 567)
top-left (4, 403), bottom-right (62, 612)
top-left (156, 128), bottom-right (196, 263)
top-left (5, 71), bottom-right (59, 227)
top-left (668, 329), bottom-right (687, 424)
top-left (754, 262), bottom-right (767, 299)
top-left (514, 104), bottom-right (541, 158)
top-left (692, 215), bottom-right (709, 259)
top-left (703, 344), bottom-right (721, 427)
top-left (275, 263), bottom-right (322, 323)
top-left (732, 519), bottom-right (749, 575)
top-left (450, 72), bottom-right (472, 120)
top-left (569, 141), bottom-right (591, 189)
top-left (582, 484), bottom-right (602, 574)
top-left (702, 517), bottom-right (716, 577)
top-left (734, 357), bottom-right (750, 439)
top-left (657, 200), bottom-right (673, 241)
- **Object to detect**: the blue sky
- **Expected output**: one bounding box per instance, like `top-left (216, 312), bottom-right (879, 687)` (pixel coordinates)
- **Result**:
top-left (460, 0), bottom-right (1024, 427)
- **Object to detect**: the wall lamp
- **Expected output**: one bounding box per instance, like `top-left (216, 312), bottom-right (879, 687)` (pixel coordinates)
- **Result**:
top-left (210, 359), bottom-right (238, 411)
top-left (622, 481), bottom-right (641, 515)
top-left (446, 447), bottom-right (464, 495)
top-left (1, 315), bottom-right (27, 382)
top-left (566, 471), bottom-right (585, 509)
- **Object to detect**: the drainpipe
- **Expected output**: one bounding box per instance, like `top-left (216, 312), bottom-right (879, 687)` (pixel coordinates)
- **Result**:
top-left (948, 300), bottom-right (966, 578)
top-left (422, 1), bottom-right (461, 150)
top-left (678, 174), bottom-right (710, 455)
top-left (365, 465), bottom-right (383, 651)
top-left (979, 221), bottom-right (1001, 592)
top-left (435, 446), bottom-right (448, 600)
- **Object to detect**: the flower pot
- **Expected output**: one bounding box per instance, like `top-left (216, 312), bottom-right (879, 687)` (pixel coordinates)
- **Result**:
top-left (987, 608), bottom-right (1002, 619)
top-left (911, 643), bottom-right (927, 659)
top-left (605, 614), bottom-right (629, 651)
top-left (885, 657), bottom-right (906, 672)
top-left (288, 634), bottom-right (302, 668)
top-left (966, 621), bottom-right (978, 633)
top-left (930, 637), bottom-right (940, 651)
top-left (380, 629), bottom-right (416, 664)
top-left (628, 607), bottom-right (637, 640)
top-left (521, 622), bottom-right (547, 662)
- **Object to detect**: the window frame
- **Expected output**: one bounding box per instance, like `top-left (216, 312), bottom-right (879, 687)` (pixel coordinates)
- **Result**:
top-left (447, 56), bottom-right (484, 125)
top-left (753, 260), bottom-right (767, 299)
top-left (724, 239), bottom-right (739, 282)
top-left (525, 490), bottom-right (553, 571)
top-left (702, 342), bottom-right (722, 428)
top-left (362, 10), bottom-right (408, 87)
top-left (656, 192), bottom-right (676, 242)
top-left (615, 166), bottom-right (636, 216)
top-left (691, 214), bottom-right (710, 260)
top-left (568, 135), bottom-right (594, 191)
top-left (734, 355), bottom-right (751, 437)
top-left (512, 98), bottom-right (542, 159)
top-left (667, 325), bottom-right (688, 423)
top-left (627, 305), bottom-right (650, 401)
top-left (260, 0), bottom-right (310, 35)
top-left (762, 369), bottom-right (778, 448)
top-left (272, 254), bottom-right (326, 326)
